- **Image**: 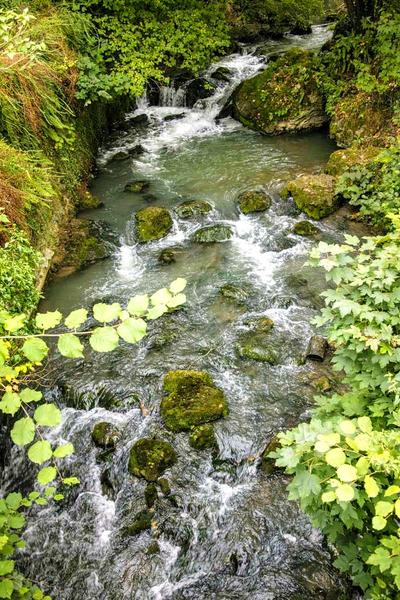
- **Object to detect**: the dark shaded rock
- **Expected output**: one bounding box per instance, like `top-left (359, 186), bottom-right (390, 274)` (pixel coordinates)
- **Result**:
top-left (217, 96), bottom-right (234, 120)
top-left (158, 478), bottom-right (171, 496)
top-left (211, 67), bottom-right (232, 82)
top-left (164, 113), bottom-right (186, 121)
top-left (185, 77), bottom-right (217, 107)
top-left (244, 316), bottom-right (274, 334)
top-left (146, 541), bottom-right (160, 555)
top-left (238, 190), bottom-right (272, 214)
top-left (219, 284), bottom-right (249, 304)
top-left (127, 113), bottom-right (150, 126)
top-left (128, 438), bottom-right (177, 481)
top-left (189, 424), bottom-right (217, 450)
top-left (161, 370), bottom-right (229, 432)
top-left (260, 436), bottom-right (281, 474)
top-left (124, 180), bottom-right (150, 193)
top-left (290, 22), bottom-right (312, 35)
top-left (135, 206), bottom-right (173, 242)
top-left (127, 509), bottom-right (153, 536)
top-left (235, 332), bottom-right (278, 364)
top-left (143, 194), bottom-right (158, 203)
top-left (191, 224), bottom-right (233, 243)
top-left (145, 483), bottom-right (158, 508)
top-left (111, 150), bottom-right (130, 162)
top-left (292, 220), bottom-right (320, 237)
top-left (91, 422), bottom-right (121, 449)
top-left (306, 335), bottom-right (328, 362)
top-left (175, 200), bottom-right (213, 219)
top-left (283, 174), bottom-right (339, 220)
top-left (128, 144), bottom-right (146, 157)
top-left (158, 246), bottom-right (184, 264)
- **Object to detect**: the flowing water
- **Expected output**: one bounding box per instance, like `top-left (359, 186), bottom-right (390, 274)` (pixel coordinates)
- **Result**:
top-left (2, 25), bottom-right (362, 599)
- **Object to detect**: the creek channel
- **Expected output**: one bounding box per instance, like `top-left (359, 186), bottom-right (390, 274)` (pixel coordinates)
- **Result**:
top-left (5, 24), bottom-right (363, 600)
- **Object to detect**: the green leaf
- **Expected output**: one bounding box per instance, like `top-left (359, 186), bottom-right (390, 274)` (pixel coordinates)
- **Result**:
top-left (57, 334), bottom-right (84, 358)
top-left (35, 311), bottom-right (62, 331)
top-left (22, 338), bottom-right (49, 362)
top-left (0, 392), bottom-right (20, 416)
top-left (5, 493), bottom-right (22, 510)
top-left (375, 501), bottom-right (394, 518)
top-left (37, 466), bottom-right (57, 485)
top-left (89, 326), bottom-right (119, 352)
top-left (150, 288), bottom-right (172, 306)
top-left (3, 314), bottom-right (26, 333)
top-left (0, 578), bottom-right (13, 599)
top-left (34, 403), bottom-right (61, 427)
top-left (0, 561), bottom-right (14, 576)
top-left (27, 440), bottom-right (52, 464)
top-left (93, 302), bottom-right (121, 323)
top-left (117, 317), bottom-right (147, 343)
top-left (65, 309), bottom-right (88, 329)
top-left (385, 485), bottom-right (400, 497)
top-left (8, 514), bottom-right (24, 529)
top-left (337, 464), bottom-right (358, 482)
top-left (127, 294), bottom-right (149, 316)
top-left (325, 448), bottom-right (346, 468)
top-left (339, 420), bottom-right (356, 435)
top-left (53, 442), bottom-right (74, 458)
top-left (357, 416), bottom-right (372, 433)
top-left (169, 278), bottom-right (187, 294)
top-left (335, 483), bottom-right (355, 502)
top-left (321, 491), bottom-right (336, 503)
top-left (365, 475), bottom-right (380, 498)
top-left (10, 417), bottom-right (35, 446)
top-left (63, 476), bottom-right (80, 486)
top-left (0, 340), bottom-right (9, 366)
top-left (20, 388), bottom-right (42, 403)
top-left (147, 304), bottom-right (168, 320)
top-left (167, 293), bottom-right (186, 308)
top-left (372, 516), bottom-right (387, 530)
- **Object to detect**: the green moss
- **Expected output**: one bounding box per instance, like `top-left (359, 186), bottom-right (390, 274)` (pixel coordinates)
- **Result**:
top-left (219, 284), bottom-right (249, 304)
top-left (135, 207), bottom-right (173, 243)
top-left (124, 181), bottom-right (150, 193)
top-left (128, 438), bottom-right (177, 481)
top-left (127, 509), bottom-right (153, 536)
top-left (292, 220), bottom-right (320, 237)
top-left (244, 316), bottom-right (274, 333)
top-left (326, 146), bottom-right (383, 177)
top-left (284, 174), bottom-right (339, 220)
top-left (158, 477), bottom-right (171, 496)
top-left (233, 49), bottom-right (327, 135)
top-left (145, 483), bottom-right (158, 508)
top-left (161, 370), bottom-right (229, 432)
top-left (191, 224), bottom-right (233, 243)
top-left (238, 190), bottom-right (271, 214)
top-left (175, 200), bottom-right (212, 219)
top-left (189, 424), bottom-right (217, 450)
top-left (146, 541), bottom-right (160, 555)
top-left (235, 332), bottom-right (278, 364)
top-left (91, 422), bottom-right (121, 449)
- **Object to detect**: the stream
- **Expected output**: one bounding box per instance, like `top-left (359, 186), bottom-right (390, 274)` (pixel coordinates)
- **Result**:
top-left (2, 25), bottom-right (361, 599)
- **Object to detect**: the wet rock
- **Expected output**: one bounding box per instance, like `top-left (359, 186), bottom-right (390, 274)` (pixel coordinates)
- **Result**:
top-left (233, 49), bottom-right (327, 135)
top-left (127, 113), bottom-right (150, 126)
top-left (135, 206), bottom-right (173, 243)
top-left (158, 246), bottom-right (184, 264)
top-left (161, 370), bottom-right (229, 432)
top-left (128, 438), bottom-right (177, 481)
top-left (211, 66), bottom-right (232, 82)
top-left (219, 284), bottom-right (249, 304)
top-left (127, 144), bottom-right (145, 157)
top-left (110, 150), bottom-right (130, 162)
top-left (174, 200), bottom-right (213, 219)
top-left (185, 77), bottom-right (217, 107)
top-left (217, 94), bottom-right (234, 120)
top-left (283, 174), bottom-right (339, 220)
top-left (127, 509), bottom-right (153, 536)
top-left (191, 224), bottom-right (233, 243)
top-left (189, 424), bottom-right (217, 450)
top-left (326, 145), bottom-right (382, 177)
top-left (292, 220), bottom-right (320, 237)
top-left (244, 316), bottom-right (274, 334)
top-left (260, 436), bottom-right (281, 475)
top-left (124, 180), bottom-right (150, 193)
top-left (163, 113), bottom-right (186, 122)
top-left (158, 478), bottom-right (171, 496)
top-left (235, 332), bottom-right (278, 364)
top-left (311, 375), bottom-right (331, 392)
top-left (238, 190), bottom-right (271, 214)
top-left (144, 483), bottom-right (158, 508)
top-left (290, 22), bottom-right (312, 35)
top-left (76, 191), bottom-right (103, 211)
top-left (146, 541), bottom-right (160, 555)
top-left (91, 422), bottom-right (121, 449)
top-left (306, 335), bottom-right (328, 362)
top-left (143, 193), bottom-right (158, 203)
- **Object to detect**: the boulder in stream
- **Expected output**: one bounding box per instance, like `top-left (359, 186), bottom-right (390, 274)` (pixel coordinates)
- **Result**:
top-left (91, 422), bottom-right (121, 449)
top-left (191, 224), bottom-right (233, 243)
top-left (135, 206), bottom-right (173, 242)
top-left (238, 190), bottom-right (271, 214)
top-left (158, 246), bottom-right (184, 264)
top-left (126, 508), bottom-right (153, 536)
top-left (161, 370), bottom-right (229, 432)
top-left (326, 145), bottom-right (382, 177)
top-left (128, 438), bottom-right (177, 481)
top-left (211, 66), bottom-right (232, 82)
top-left (219, 284), bottom-right (250, 304)
top-left (189, 424), bottom-right (217, 450)
top-left (235, 332), bottom-right (278, 364)
top-left (244, 316), bottom-right (274, 334)
top-left (144, 483), bottom-right (158, 508)
top-left (175, 199), bottom-right (213, 219)
top-left (283, 174), bottom-right (339, 220)
top-left (157, 477), bottom-right (171, 496)
top-left (124, 180), bottom-right (150, 193)
top-left (292, 220), bottom-right (320, 237)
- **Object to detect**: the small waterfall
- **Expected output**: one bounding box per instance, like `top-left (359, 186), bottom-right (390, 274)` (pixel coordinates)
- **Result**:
top-left (159, 84), bottom-right (187, 108)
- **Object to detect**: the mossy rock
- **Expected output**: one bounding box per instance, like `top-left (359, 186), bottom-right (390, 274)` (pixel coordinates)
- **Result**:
top-left (157, 477), bottom-right (171, 496)
top-left (125, 180), bottom-right (150, 193)
top-left (244, 316), bottom-right (274, 334)
top-left (189, 424), bottom-right (217, 450)
top-left (191, 224), bottom-right (233, 243)
top-left (219, 284), bottom-right (249, 304)
top-left (146, 541), bottom-right (160, 555)
top-left (128, 438), bottom-right (177, 481)
top-left (145, 483), bottom-right (158, 508)
top-left (175, 200), bottom-right (212, 219)
top-left (292, 220), bottom-right (320, 237)
top-left (91, 422), bottom-right (121, 449)
top-left (127, 509), bottom-right (153, 536)
top-left (283, 174), bottom-right (339, 220)
top-left (326, 146), bottom-right (382, 177)
top-left (260, 436), bottom-right (281, 475)
top-left (232, 49), bottom-right (327, 135)
top-left (135, 207), bottom-right (173, 243)
top-left (235, 332), bottom-right (278, 364)
top-left (158, 246), bottom-right (184, 264)
top-left (238, 190), bottom-right (271, 214)
top-left (212, 67), bottom-right (232, 82)
top-left (161, 370), bottom-right (229, 432)
top-left (77, 191), bottom-right (103, 211)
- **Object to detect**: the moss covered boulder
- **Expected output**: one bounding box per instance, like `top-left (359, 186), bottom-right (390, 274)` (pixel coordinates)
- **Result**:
top-left (244, 316), bottom-right (274, 334)
top-left (128, 438), bottom-right (177, 481)
top-left (235, 332), bottom-right (278, 364)
top-left (189, 424), bottom-right (217, 450)
top-left (135, 207), bottom-right (173, 243)
top-left (175, 200), bottom-right (212, 219)
top-left (161, 370), bottom-right (229, 432)
top-left (125, 180), bottom-right (150, 193)
top-left (292, 220), bottom-right (320, 237)
top-left (191, 224), bottom-right (233, 243)
top-left (326, 146), bottom-right (382, 177)
top-left (91, 422), bottom-right (121, 449)
top-left (233, 49), bottom-right (327, 135)
top-left (127, 509), bottom-right (153, 536)
top-left (283, 174), bottom-right (339, 220)
top-left (238, 190), bottom-right (271, 214)
top-left (219, 284), bottom-right (249, 304)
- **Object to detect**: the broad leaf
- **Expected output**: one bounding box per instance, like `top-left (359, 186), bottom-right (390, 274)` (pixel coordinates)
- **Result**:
top-left (57, 333), bottom-right (84, 358)
top-left (89, 327), bottom-right (119, 352)
top-left (10, 417), bottom-right (35, 446)
top-left (27, 440), bottom-right (52, 464)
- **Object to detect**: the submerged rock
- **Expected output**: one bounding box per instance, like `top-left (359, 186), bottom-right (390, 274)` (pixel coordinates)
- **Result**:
top-left (124, 180), bottom-right (150, 193)
top-left (161, 370), bottom-right (229, 432)
top-left (91, 422), bottom-right (121, 449)
top-left (238, 190), bottom-right (271, 214)
top-left (244, 316), bottom-right (274, 334)
top-left (127, 509), bottom-right (153, 536)
top-left (175, 200), bottom-right (213, 219)
top-left (127, 113), bottom-right (150, 126)
top-left (146, 541), bottom-right (160, 555)
top-left (128, 438), bottom-right (177, 481)
top-left (110, 150), bottom-right (130, 162)
top-left (144, 483), bottom-right (158, 508)
top-left (211, 66), bottom-right (232, 82)
top-left (157, 477), bottom-right (171, 496)
top-left (127, 144), bottom-right (146, 158)
top-left (219, 284), bottom-right (250, 304)
top-left (283, 174), bottom-right (339, 220)
top-left (191, 224), bottom-right (233, 243)
top-left (135, 207), bottom-right (173, 242)
top-left (233, 49), bottom-right (327, 135)
top-left (158, 246), bottom-right (184, 264)
top-left (235, 332), bottom-right (278, 364)
top-left (292, 220), bottom-right (320, 237)
top-left (163, 113), bottom-right (186, 122)
top-left (189, 424), bottom-right (217, 450)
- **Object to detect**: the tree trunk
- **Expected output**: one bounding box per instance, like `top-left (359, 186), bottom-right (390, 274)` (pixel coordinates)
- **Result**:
top-left (344, 0), bottom-right (382, 27)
